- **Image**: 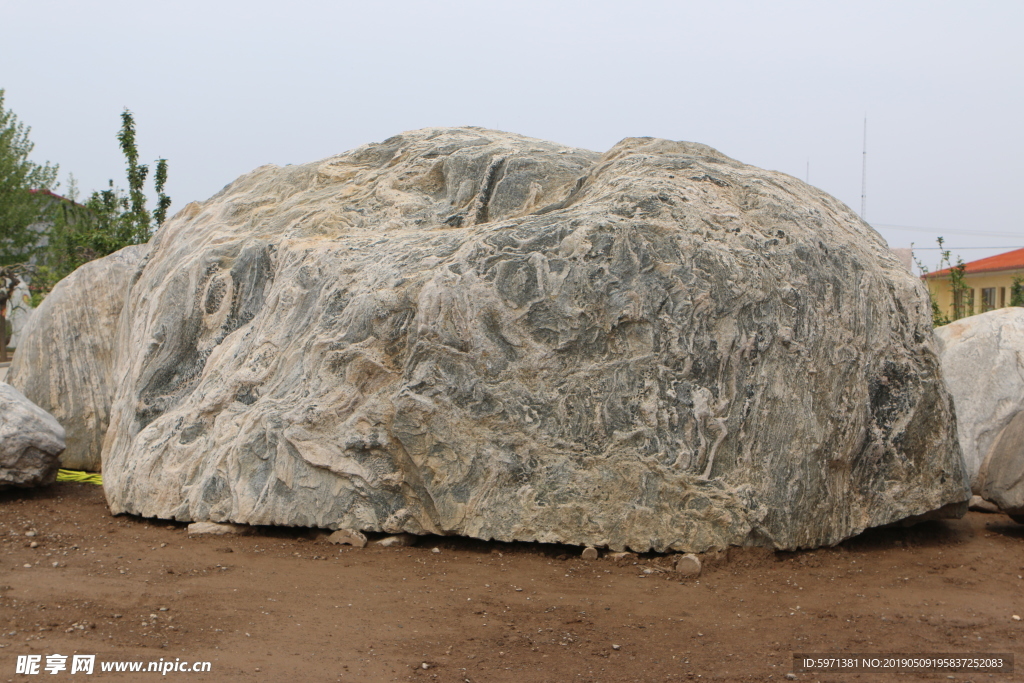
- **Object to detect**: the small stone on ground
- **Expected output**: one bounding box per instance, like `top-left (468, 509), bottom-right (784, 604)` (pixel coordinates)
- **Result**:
top-left (327, 529), bottom-right (367, 547)
top-left (373, 533), bottom-right (418, 548)
top-left (674, 553), bottom-right (702, 578)
top-left (186, 522), bottom-right (251, 536)
top-left (968, 495), bottom-right (1000, 513)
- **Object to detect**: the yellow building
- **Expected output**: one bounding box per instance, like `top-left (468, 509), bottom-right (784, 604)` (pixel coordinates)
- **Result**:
top-left (922, 247), bottom-right (1024, 320)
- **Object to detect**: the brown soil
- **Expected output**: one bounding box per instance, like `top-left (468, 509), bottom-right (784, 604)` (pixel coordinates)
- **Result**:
top-left (1, 482), bottom-right (1021, 682)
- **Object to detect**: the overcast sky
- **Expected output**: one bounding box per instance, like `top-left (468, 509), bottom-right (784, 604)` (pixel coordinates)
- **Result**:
top-left (2, 0), bottom-right (1021, 271)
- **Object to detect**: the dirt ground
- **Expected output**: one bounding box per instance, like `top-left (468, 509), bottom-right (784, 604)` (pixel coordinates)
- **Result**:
top-left (0, 482), bottom-right (1021, 682)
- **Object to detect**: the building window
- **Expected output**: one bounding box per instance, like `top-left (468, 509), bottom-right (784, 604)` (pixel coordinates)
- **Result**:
top-left (982, 288), bottom-right (997, 312)
top-left (955, 288), bottom-right (976, 319)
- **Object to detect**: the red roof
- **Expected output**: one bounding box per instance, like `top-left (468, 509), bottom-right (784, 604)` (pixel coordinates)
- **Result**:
top-left (28, 188), bottom-right (68, 201)
top-left (924, 247), bottom-right (1024, 278)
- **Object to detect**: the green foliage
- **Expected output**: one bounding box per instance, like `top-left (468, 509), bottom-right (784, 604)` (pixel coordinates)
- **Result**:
top-left (949, 256), bottom-right (972, 320)
top-left (915, 240), bottom-right (950, 327)
top-left (0, 89), bottom-right (59, 267)
top-left (1012, 275), bottom-right (1024, 307)
top-left (918, 236), bottom-right (973, 326)
top-left (36, 109), bottom-right (169, 296)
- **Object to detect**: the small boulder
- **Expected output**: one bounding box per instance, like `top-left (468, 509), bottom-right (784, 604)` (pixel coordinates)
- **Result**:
top-left (0, 383), bottom-right (65, 488)
top-left (186, 521), bottom-right (252, 536)
top-left (581, 547), bottom-right (599, 560)
top-left (976, 410), bottom-right (1024, 518)
top-left (968, 495), bottom-right (1000, 514)
top-left (327, 529), bottom-right (367, 547)
top-left (673, 553), bottom-right (702, 578)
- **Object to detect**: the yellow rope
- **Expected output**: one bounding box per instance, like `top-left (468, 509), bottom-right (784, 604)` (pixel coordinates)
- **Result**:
top-left (56, 469), bottom-right (103, 485)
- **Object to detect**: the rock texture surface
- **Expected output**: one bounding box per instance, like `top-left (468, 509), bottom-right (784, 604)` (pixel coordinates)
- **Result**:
top-left (933, 308), bottom-right (1024, 488)
top-left (0, 383), bottom-right (65, 487)
top-left (69, 128), bottom-right (965, 552)
top-left (976, 410), bottom-right (1024, 516)
top-left (7, 244), bottom-right (148, 471)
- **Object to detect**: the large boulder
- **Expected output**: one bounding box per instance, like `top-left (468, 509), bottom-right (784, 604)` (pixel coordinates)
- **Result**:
top-left (0, 383), bottom-right (65, 487)
top-left (7, 244), bottom-right (149, 471)
top-left (59, 128), bottom-right (964, 552)
top-left (933, 308), bottom-right (1024, 489)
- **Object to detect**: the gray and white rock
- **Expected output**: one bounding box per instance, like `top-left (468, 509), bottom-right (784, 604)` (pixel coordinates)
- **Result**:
top-left (0, 383), bottom-right (65, 488)
top-left (7, 244), bottom-right (149, 471)
top-left (35, 127), bottom-right (964, 551)
top-left (976, 410), bottom-right (1024, 519)
top-left (933, 308), bottom-right (1024, 489)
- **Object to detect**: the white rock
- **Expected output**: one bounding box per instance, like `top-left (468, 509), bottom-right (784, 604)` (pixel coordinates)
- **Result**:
top-left (373, 533), bottom-right (418, 548)
top-left (7, 245), bottom-right (148, 471)
top-left (581, 547), bottom-right (599, 560)
top-left (934, 308), bottom-right (1024, 489)
top-left (186, 521), bottom-right (251, 536)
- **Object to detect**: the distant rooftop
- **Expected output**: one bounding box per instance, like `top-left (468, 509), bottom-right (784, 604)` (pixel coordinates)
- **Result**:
top-left (923, 247), bottom-right (1024, 278)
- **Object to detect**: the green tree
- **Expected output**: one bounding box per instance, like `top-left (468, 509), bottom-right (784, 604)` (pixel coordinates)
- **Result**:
top-left (0, 89), bottom-right (59, 267)
top-left (37, 109), bottom-right (169, 294)
top-left (918, 237), bottom-right (972, 327)
top-left (1011, 275), bottom-right (1024, 307)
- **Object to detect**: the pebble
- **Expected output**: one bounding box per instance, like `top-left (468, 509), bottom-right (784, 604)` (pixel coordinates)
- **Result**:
top-left (431, 547), bottom-right (441, 553)
top-left (24, 531), bottom-right (36, 537)
top-left (1014, 615), bottom-right (1021, 621)
top-left (326, 529), bottom-right (367, 548)
top-left (29, 542), bottom-right (38, 548)
top-left (606, 551), bottom-right (637, 562)
top-left (785, 674), bottom-right (797, 680)
top-left (612, 644), bottom-right (621, 650)
top-left (581, 547), bottom-right (599, 560)
top-left (186, 522), bottom-right (250, 536)
top-left (372, 533), bottom-right (418, 548)
top-left (421, 663), bottom-right (429, 670)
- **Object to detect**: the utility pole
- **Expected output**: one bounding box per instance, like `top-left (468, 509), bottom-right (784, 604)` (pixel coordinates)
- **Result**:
top-left (861, 116), bottom-right (867, 220)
